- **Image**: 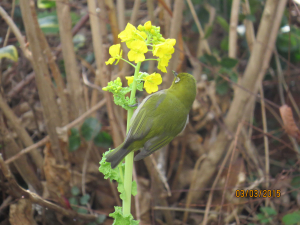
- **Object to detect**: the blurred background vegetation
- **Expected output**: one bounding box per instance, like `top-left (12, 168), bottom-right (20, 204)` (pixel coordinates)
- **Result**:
top-left (0, 0), bottom-right (300, 224)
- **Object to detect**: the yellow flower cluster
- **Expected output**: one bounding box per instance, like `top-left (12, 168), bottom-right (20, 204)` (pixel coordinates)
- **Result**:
top-left (119, 23), bottom-right (148, 63)
top-left (126, 73), bottom-right (162, 94)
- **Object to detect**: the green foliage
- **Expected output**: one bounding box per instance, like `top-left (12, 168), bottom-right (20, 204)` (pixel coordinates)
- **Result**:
top-left (215, 76), bottom-right (229, 95)
top-left (256, 207), bottom-right (277, 224)
top-left (69, 128), bottom-right (81, 152)
top-left (216, 16), bottom-right (229, 32)
top-left (291, 176), bottom-right (300, 198)
top-left (102, 77), bottom-right (133, 110)
top-left (99, 150), bottom-right (137, 200)
top-left (71, 186), bottom-right (80, 196)
top-left (0, 45), bottom-right (18, 62)
top-left (37, 12), bottom-right (59, 34)
top-left (80, 194), bottom-right (90, 205)
top-left (199, 54), bottom-right (219, 66)
top-left (109, 207), bottom-right (139, 225)
top-left (80, 117), bottom-right (102, 141)
top-left (282, 210), bottom-right (300, 225)
top-left (94, 132), bottom-right (113, 148)
top-left (37, 0), bottom-right (56, 9)
top-left (220, 57), bottom-right (238, 69)
top-left (73, 34), bottom-right (86, 51)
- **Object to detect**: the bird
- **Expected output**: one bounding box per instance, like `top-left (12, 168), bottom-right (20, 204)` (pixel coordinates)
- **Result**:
top-left (106, 71), bottom-right (197, 169)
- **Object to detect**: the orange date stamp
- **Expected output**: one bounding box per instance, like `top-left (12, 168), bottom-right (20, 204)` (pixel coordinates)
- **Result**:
top-left (235, 189), bottom-right (281, 198)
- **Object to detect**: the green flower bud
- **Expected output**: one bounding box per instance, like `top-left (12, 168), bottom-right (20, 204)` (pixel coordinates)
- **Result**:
top-left (102, 87), bottom-right (108, 91)
top-left (138, 25), bottom-right (144, 31)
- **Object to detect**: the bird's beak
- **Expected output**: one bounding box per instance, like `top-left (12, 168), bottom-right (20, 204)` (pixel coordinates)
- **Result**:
top-left (172, 71), bottom-right (178, 77)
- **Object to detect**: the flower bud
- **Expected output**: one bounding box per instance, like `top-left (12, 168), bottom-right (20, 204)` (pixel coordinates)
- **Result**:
top-left (138, 25), bottom-right (144, 31)
top-left (144, 21), bottom-right (152, 31)
top-left (102, 87), bottom-right (108, 91)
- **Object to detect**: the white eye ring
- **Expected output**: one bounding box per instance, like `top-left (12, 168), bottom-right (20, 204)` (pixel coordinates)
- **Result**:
top-left (175, 77), bottom-right (180, 83)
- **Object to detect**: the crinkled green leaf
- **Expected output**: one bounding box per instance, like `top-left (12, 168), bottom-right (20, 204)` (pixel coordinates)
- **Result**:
top-left (94, 132), bottom-right (113, 148)
top-left (81, 117), bottom-right (102, 141)
top-left (131, 180), bottom-right (137, 196)
top-left (117, 182), bottom-right (126, 200)
top-left (69, 128), bottom-right (81, 152)
top-left (71, 186), bottom-right (80, 196)
top-left (283, 211), bottom-right (300, 225)
top-left (0, 45), bottom-right (18, 62)
top-left (109, 206), bottom-right (140, 225)
top-left (80, 194), bottom-right (90, 205)
top-left (99, 150), bottom-right (123, 182)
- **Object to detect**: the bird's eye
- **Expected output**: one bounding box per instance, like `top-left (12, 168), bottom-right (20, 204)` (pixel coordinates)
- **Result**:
top-left (175, 77), bottom-right (180, 83)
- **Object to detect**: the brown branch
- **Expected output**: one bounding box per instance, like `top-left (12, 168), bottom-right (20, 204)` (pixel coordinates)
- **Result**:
top-left (229, 0), bottom-right (240, 58)
top-left (20, 0), bottom-right (64, 164)
top-left (0, 154), bottom-right (99, 222)
top-left (0, 6), bottom-right (31, 60)
top-left (56, 0), bottom-right (85, 120)
top-left (6, 99), bottom-right (106, 165)
top-left (191, 0), bottom-right (287, 202)
top-left (0, 94), bottom-right (44, 170)
top-left (0, 116), bottom-right (43, 195)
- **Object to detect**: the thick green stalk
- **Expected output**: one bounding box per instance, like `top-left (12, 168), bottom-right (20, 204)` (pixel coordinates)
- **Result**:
top-left (123, 62), bottom-right (141, 215)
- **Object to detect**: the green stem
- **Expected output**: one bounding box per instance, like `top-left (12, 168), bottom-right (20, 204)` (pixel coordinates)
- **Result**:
top-left (120, 58), bottom-right (136, 68)
top-left (122, 61), bottom-right (141, 216)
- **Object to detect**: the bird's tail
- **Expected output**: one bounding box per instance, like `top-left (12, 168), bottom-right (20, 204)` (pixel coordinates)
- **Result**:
top-left (105, 143), bottom-right (129, 169)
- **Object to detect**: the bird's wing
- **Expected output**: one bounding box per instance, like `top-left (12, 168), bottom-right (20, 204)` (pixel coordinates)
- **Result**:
top-left (134, 114), bottom-right (189, 161)
top-left (124, 90), bottom-right (167, 145)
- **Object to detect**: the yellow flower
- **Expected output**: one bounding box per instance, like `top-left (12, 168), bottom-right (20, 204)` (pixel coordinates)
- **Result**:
top-left (144, 73), bottom-right (162, 94)
top-left (153, 39), bottom-right (176, 58)
top-left (126, 76), bottom-right (134, 85)
top-left (144, 21), bottom-right (152, 31)
top-left (157, 55), bottom-right (172, 73)
top-left (105, 44), bottom-right (123, 65)
top-left (128, 40), bottom-right (148, 63)
top-left (118, 23), bottom-right (137, 42)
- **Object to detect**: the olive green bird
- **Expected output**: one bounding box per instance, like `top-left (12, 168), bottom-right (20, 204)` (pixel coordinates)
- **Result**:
top-left (106, 72), bottom-right (196, 169)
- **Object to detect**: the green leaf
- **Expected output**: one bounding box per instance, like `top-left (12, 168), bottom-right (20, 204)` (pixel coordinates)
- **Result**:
top-left (199, 54), bottom-right (219, 66)
top-left (69, 128), bottom-right (81, 152)
top-left (204, 26), bottom-right (213, 39)
top-left (260, 207), bottom-right (277, 216)
top-left (257, 213), bottom-right (266, 220)
top-left (96, 215), bottom-right (107, 224)
top-left (131, 181), bottom-right (137, 196)
top-left (73, 34), bottom-right (86, 51)
top-left (221, 36), bottom-right (229, 51)
top-left (99, 150), bottom-right (123, 182)
top-left (216, 76), bottom-right (229, 95)
top-left (37, 0), bottom-right (56, 8)
top-left (230, 72), bottom-right (238, 83)
top-left (282, 211), bottom-right (300, 225)
top-left (118, 182), bottom-right (126, 200)
top-left (245, 14), bottom-right (256, 22)
top-left (71, 186), bottom-right (80, 196)
top-left (38, 12), bottom-right (59, 34)
top-left (81, 117), bottom-right (102, 141)
top-left (69, 197), bottom-right (78, 206)
top-left (80, 194), bottom-right (90, 205)
top-left (220, 57), bottom-right (238, 69)
top-left (109, 206), bottom-right (140, 225)
top-left (216, 16), bottom-right (229, 32)
top-left (0, 45), bottom-right (18, 62)
top-left (77, 207), bottom-right (88, 214)
top-left (94, 132), bottom-right (113, 148)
